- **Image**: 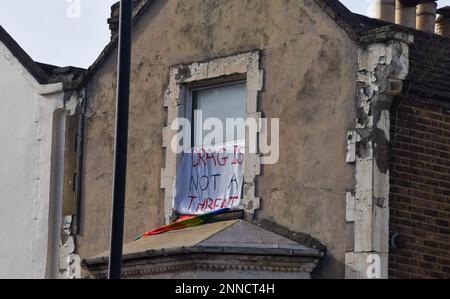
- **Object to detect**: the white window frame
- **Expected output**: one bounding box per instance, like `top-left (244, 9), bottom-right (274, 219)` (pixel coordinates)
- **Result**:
top-left (161, 51), bottom-right (263, 223)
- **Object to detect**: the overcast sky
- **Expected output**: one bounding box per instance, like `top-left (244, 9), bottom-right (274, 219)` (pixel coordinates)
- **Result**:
top-left (1, 0), bottom-right (449, 69)
top-left (0, 0), bottom-right (117, 68)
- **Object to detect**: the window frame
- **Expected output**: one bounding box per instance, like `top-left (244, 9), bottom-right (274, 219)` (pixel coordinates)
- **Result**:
top-left (184, 75), bottom-right (247, 148)
top-left (162, 52), bottom-right (263, 223)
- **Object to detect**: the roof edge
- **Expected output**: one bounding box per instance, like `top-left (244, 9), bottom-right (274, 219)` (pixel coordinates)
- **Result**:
top-left (0, 24), bottom-right (85, 86)
top-left (0, 24), bottom-right (50, 84)
top-left (360, 25), bottom-right (415, 44)
top-left (66, 0), bottom-right (153, 91)
top-left (314, 1), bottom-right (426, 45)
top-left (83, 245), bottom-right (323, 267)
top-left (313, 0), bottom-right (366, 40)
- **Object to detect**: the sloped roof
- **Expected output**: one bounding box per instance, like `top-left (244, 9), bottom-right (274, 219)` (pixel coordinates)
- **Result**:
top-left (327, 6), bottom-right (450, 100)
top-left (313, 0), bottom-right (377, 38)
top-left (84, 220), bottom-right (322, 266)
top-left (405, 30), bottom-right (450, 101)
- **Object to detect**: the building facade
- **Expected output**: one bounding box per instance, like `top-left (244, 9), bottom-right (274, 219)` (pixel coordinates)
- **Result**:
top-left (0, 26), bottom-right (82, 278)
top-left (1, 0), bottom-right (450, 279)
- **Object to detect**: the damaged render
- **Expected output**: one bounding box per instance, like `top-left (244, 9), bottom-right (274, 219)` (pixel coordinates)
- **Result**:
top-left (345, 31), bottom-right (413, 279)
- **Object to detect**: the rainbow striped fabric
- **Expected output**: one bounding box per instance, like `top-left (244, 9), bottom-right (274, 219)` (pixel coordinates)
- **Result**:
top-left (135, 208), bottom-right (229, 240)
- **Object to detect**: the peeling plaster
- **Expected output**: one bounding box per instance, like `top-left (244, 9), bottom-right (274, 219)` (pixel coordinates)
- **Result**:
top-left (346, 131), bottom-right (359, 164)
top-left (58, 215), bottom-right (80, 279)
top-left (346, 192), bottom-right (356, 222)
top-left (64, 88), bottom-right (86, 116)
top-left (345, 34), bottom-right (412, 279)
top-left (65, 94), bottom-right (79, 116)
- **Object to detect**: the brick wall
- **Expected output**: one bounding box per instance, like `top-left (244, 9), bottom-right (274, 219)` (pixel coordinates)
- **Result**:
top-left (389, 98), bottom-right (450, 279)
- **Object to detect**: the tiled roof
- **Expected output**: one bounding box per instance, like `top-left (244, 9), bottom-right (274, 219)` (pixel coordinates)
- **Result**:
top-left (406, 31), bottom-right (450, 100)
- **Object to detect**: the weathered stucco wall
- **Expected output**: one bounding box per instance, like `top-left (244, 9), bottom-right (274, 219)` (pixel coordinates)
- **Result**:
top-left (0, 42), bottom-right (65, 278)
top-left (79, 0), bottom-right (358, 278)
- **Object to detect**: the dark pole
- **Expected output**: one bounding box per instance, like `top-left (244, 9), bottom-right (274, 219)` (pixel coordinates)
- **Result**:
top-left (108, 0), bottom-right (133, 280)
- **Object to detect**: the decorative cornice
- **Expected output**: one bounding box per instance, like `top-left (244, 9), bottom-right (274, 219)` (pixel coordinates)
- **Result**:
top-left (84, 244), bottom-right (323, 267)
top-left (86, 253), bottom-right (319, 279)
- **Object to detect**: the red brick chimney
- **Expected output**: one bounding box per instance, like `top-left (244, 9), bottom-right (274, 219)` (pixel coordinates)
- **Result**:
top-left (416, 0), bottom-right (437, 33)
top-left (436, 6), bottom-right (450, 38)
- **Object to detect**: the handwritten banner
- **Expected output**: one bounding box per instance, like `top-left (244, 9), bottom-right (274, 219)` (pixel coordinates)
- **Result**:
top-left (173, 145), bottom-right (245, 215)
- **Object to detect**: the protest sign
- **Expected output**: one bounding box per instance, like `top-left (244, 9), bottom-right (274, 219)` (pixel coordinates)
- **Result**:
top-left (174, 144), bottom-right (245, 215)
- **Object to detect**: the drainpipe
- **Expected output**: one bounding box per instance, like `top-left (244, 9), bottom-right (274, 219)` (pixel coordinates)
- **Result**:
top-left (108, 0), bottom-right (133, 280)
top-left (416, 0), bottom-right (437, 33)
top-left (74, 89), bottom-right (86, 235)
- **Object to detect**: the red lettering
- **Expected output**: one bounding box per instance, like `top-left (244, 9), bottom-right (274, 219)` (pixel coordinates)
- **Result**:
top-left (232, 145), bottom-right (245, 165)
top-left (192, 195), bottom-right (241, 212)
top-left (214, 198), bottom-right (222, 208)
top-left (221, 198), bottom-right (228, 208)
top-left (217, 148), bottom-right (229, 166)
top-left (192, 148), bottom-right (207, 168)
top-left (188, 196), bottom-right (197, 210)
top-left (207, 198), bottom-right (214, 210)
top-left (206, 150), bottom-right (217, 166)
top-left (229, 196), bottom-right (240, 206)
top-left (196, 198), bottom-right (207, 212)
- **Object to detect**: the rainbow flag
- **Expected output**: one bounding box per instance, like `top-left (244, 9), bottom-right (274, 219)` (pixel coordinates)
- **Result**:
top-left (135, 208), bottom-right (229, 240)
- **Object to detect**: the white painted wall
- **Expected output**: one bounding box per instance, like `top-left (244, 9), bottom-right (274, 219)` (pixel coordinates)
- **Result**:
top-left (0, 41), bottom-right (65, 278)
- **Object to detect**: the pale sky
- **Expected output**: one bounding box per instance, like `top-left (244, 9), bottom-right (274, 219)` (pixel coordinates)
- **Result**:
top-left (1, 0), bottom-right (449, 69)
top-left (0, 0), bottom-right (117, 68)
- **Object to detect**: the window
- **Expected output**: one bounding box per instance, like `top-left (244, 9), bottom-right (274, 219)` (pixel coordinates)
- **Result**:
top-left (191, 81), bottom-right (247, 148)
top-left (162, 52), bottom-right (263, 223)
top-left (172, 80), bottom-right (247, 216)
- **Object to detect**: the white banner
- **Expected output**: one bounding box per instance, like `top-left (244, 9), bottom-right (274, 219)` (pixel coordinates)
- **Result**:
top-left (173, 144), bottom-right (245, 215)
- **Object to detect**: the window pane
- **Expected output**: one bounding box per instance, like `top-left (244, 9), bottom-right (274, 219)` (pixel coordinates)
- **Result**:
top-left (193, 82), bottom-right (246, 147)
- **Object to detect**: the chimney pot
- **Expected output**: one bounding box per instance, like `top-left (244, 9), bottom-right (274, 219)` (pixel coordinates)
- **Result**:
top-left (416, 0), bottom-right (438, 33)
top-left (395, 0), bottom-right (420, 28)
top-left (436, 7), bottom-right (450, 38)
top-left (374, 0), bottom-right (396, 23)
